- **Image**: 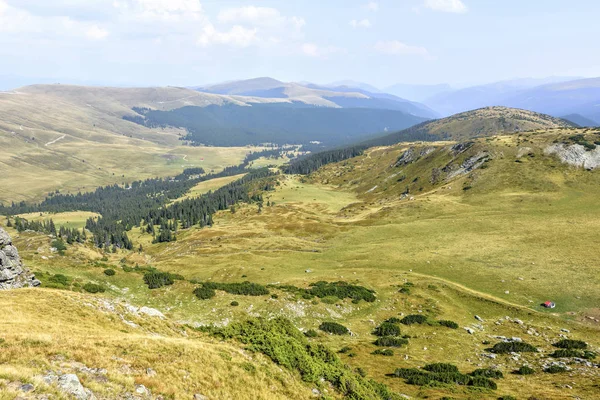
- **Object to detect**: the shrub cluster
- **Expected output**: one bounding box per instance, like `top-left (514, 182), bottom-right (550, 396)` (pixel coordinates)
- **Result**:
top-left (319, 322), bottom-right (350, 335)
top-left (489, 341), bottom-right (538, 354)
top-left (470, 368), bottom-right (503, 379)
top-left (143, 271), bottom-right (175, 289)
top-left (278, 281), bottom-right (376, 303)
top-left (210, 317), bottom-right (397, 400)
top-left (48, 274), bottom-right (69, 287)
top-left (304, 329), bottom-right (318, 338)
top-left (103, 269), bottom-right (116, 276)
top-left (437, 320), bottom-right (459, 329)
top-left (83, 283), bottom-right (105, 294)
top-left (544, 365), bottom-right (567, 373)
top-left (202, 281), bottom-right (269, 296)
top-left (193, 286), bottom-right (216, 300)
top-left (400, 314), bottom-right (428, 325)
top-left (373, 337), bottom-right (408, 347)
top-left (309, 281), bottom-right (376, 303)
top-left (373, 322), bottom-right (401, 337)
top-left (371, 349), bottom-right (394, 356)
top-left (514, 365), bottom-right (535, 375)
top-left (553, 339), bottom-right (587, 349)
top-left (392, 364), bottom-right (498, 390)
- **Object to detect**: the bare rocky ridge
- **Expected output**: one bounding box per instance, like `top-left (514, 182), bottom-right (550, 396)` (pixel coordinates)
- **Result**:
top-left (0, 227), bottom-right (40, 289)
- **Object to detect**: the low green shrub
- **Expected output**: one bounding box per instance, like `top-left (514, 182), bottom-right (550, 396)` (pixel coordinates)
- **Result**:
top-left (202, 281), bottom-right (269, 296)
top-left (469, 376), bottom-right (497, 390)
top-left (48, 274), bottom-right (69, 286)
top-left (304, 329), bottom-right (318, 338)
top-left (338, 346), bottom-right (352, 354)
top-left (210, 317), bottom-right (397, 400)
top-left (230, 301), bottom-right (239, 307)
top-left (319, 322), bottom-right (349, 335)
top-left (103, 269), bottom-right (116, 276)
top-left (470, 368), bottom-right (503, 379)
top-left (384, 317), bottom-right (401, 324)
top-left (437, 320), bottom-right (459, 329)
top-left (400, 314), bottom-right (428, 325)
top-left (553, 339), bottom-right (587, 349)
top-left (550, 349), bottom-right (582, 358)
top-left (373, 337), bottom-right (408, 347)
top-left (373, 322), bottom-right (401, 337)
top-left (514, 365), bottom-right (535, 375)
top-left (544, 365), bottom-right (567, 373)
top-left (83, 283), bottom-right (105, 294)
top-left (143, 271), bottom-right (175, 289)
top-left (371, 349), bottom-right (394, 356)
top-left (498, 396), bottom-right (517, 400)
top-left (423, 363), bottom-right (459, 373)
top-left (490, 341), bottom-right (538, 354)
top-left (193, 286), bottom-right (216, 300)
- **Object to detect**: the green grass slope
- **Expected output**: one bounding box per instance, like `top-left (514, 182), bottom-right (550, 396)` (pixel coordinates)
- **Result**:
top-left (363, 106), bottom-right (576, 146)
top-left (4, 127), bottom-right (600, 399)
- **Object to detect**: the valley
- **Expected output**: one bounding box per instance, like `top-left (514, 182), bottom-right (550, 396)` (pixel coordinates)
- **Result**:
top-left (2, 115), bottom-right (600, 399)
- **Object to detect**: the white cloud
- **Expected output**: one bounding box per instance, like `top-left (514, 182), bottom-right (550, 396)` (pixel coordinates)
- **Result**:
top-left (301, 43), bottom-right (345, 58)
top-left (218, 6), bottom-right (305, 30)
top-left (0, 0), bottom-right (109, 40)
top-left (423, 0), bottom-right (467, 13)
top-left (198, 23), bottom-right (258, 48)
top-left (366, 1), bottom-right (379, 11)
top-left (350, 19), bottom-right (371, 29)
top-left (112, 0), bottom-right (205, 22)
top-left (374, 40), bottom-right (431, 58)
top-left (86, 25), bottom-right (109, 40)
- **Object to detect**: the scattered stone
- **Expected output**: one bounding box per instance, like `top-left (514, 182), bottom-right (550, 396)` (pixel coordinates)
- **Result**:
top-left (193, 394), bottom-right (209, 400)
top-left (504, 290), bottom-right (510, 294)
top-left (464, 327), bottom-right (475, 334)
top-left (561, 328), bottom-right (570, 333)
top-left (312, 388), bottom-right (321, 396)
top-left (305, 269), bottom-right (312, 273)
top-left (20, 383), bottom-right (35, 393)
top-left (514, 319), bottom-right (524, 325)
top-left (475, 315), bottom-right (484, 322)
top-left (56, 374), bottom-right (94, 400)
top-left (146, 368), bottom-right (157, 377)
top-left (135, 384), bottom-right (150, 396)
top-left (482, 353), bottom-right (497, 359)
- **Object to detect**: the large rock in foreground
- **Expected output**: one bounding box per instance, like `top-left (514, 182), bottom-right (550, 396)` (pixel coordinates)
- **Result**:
top-left (0, 227), bottom-right (40, 289)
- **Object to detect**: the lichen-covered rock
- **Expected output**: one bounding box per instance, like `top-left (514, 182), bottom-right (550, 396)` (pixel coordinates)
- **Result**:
top-left (0, 227), bottom-right (40, 290)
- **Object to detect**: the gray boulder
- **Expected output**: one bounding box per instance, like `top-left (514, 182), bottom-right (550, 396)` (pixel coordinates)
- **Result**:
top-left (0, 227), bottom-right (40, 290)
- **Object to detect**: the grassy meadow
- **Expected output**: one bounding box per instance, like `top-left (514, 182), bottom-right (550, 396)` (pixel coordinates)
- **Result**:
top-left (2, 128), bottom-right (600, 399)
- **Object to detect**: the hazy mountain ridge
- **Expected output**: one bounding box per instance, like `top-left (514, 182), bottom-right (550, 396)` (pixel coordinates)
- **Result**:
top-left (196, 77), bottom-right (439, 118)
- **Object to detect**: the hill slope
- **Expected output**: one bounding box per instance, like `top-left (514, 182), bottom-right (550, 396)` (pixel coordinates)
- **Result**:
top-left (363, 106), bottom-right (575, 147)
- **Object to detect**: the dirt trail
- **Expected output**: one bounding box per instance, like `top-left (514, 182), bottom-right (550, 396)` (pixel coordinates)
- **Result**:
top-left (45, 134), bottom-right (66, 147)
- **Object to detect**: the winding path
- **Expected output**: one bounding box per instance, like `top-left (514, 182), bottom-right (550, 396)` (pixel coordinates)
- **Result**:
top-left (45, 134), bottom-right (66, 147)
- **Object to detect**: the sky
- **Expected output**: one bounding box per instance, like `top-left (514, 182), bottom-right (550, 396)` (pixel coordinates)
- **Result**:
top-left (0, 0), bottom-right (599, 89)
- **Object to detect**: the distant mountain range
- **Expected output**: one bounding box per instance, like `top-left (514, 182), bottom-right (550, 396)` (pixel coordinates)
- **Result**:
top-left (194, 77), bottom-right (439, 119)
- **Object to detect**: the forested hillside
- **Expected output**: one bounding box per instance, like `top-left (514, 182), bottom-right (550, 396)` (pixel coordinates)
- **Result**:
top-left (125, 104), bottom-right (427, 147)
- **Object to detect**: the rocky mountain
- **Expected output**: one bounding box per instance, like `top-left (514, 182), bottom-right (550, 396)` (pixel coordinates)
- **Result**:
top-left (0, 227), bottom-right (39, 289)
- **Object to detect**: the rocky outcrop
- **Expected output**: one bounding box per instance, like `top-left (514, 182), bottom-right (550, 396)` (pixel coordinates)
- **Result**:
top-left (545, 143), bottom-right (600, 170)
top-left (0, 227), bottom-right (40, 290)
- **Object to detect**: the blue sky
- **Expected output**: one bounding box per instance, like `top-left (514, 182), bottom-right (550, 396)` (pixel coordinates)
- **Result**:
top-left (0, 0), bottom-right (598, 88)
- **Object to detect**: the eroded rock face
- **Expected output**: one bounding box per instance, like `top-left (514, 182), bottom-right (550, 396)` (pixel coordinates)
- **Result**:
top-left (545, 143), bottom-right (600, 170)
top-left (0, 227), bottom-right (40, 290)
